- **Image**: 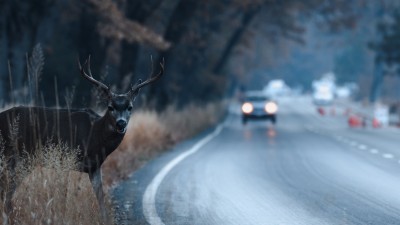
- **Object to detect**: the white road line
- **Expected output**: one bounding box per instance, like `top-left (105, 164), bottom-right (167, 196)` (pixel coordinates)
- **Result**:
top-left (370, 149), bottom-right (379, 154)
top-left (358, 145), bottom-right (367, 150)
top-left (383, 153), bottom-right (394, 159)
top-left (142, 125), bottom-right (224, 225)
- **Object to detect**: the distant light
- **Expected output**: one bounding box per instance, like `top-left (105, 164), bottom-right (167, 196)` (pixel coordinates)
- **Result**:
top-left (265, 102), bottom-right (278, 114)
top-left (242, 102), bottom-right (254, 114)
top-left (319, 85), bottom-right (330, 92)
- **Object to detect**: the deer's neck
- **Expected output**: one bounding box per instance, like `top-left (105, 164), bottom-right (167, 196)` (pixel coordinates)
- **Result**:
top-left (88, 113), bottom-right (125, 166)
top-left (102, 113), bottom-right (125, 150)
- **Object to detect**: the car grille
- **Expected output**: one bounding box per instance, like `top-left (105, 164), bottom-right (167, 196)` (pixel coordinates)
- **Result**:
top-left (252, 108), bottom-right (267, 115)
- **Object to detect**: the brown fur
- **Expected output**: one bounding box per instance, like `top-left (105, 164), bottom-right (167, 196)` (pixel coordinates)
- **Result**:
top-left (0, 106), bottom-right (125, 176)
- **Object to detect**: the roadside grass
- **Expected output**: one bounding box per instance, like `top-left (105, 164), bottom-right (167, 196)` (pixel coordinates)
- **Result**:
top-left (14, 143), bottom-right (80, 184)
top-left (10, 167), bottom-right (103, 225)
top-left (0, 142), bottom-right (104, 225)
top-left (102, 101), bottom-right (225, 189)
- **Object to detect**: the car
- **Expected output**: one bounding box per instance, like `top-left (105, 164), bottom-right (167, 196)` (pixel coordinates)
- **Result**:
top-left (312, 74), bottom-right (335, 106)
top-left (241, 92), bottom-right (278, 125)
top-left (263, 79), bottom-right (291, 97)
top-left (313, 88), bottom-right (334, 105)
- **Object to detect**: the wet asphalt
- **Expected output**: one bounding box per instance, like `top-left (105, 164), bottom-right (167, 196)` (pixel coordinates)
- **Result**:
top-left (113, 97), bottom-right (400, 225)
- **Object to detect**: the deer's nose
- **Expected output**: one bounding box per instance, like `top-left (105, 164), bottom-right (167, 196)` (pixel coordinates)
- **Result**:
top-left (116, 120), bottom-right (127, 132)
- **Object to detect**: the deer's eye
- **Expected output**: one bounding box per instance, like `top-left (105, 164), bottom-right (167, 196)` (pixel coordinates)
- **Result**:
top-left (127, 106), bottom-right (133, 111)
top-left (108, 106), bottom-right (115, 111)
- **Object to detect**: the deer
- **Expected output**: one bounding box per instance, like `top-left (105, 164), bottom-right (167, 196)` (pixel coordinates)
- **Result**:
top-left (0, 56), bottom-right (164, 220)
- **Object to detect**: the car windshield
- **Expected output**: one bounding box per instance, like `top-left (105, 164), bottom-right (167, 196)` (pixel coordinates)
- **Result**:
top-left (245, 96), bottom-right (268, 101)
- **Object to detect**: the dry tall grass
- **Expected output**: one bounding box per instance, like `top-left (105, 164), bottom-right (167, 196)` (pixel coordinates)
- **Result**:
top-left (0, 142), bottom-right (104, 225)
top-left (102, 102), bottom-right (225, 188)
top-left (14, 143), bottom-right (80, 184)
top-left (11, 167), bottom-right (102, 225)
top-left (161, 103), bottom-right (223, 142)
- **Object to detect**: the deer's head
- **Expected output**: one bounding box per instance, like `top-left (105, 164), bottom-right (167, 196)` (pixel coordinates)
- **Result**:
top-left (79, 56), bottom-right (164, 134)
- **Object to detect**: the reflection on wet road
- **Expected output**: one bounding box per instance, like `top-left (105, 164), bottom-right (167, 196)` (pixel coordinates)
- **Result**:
top-left (114, 96), bottom-right (400, 225)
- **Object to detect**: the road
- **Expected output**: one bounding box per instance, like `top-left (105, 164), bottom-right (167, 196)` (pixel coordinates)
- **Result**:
top-left (113, 96), bottom-right (400, 225)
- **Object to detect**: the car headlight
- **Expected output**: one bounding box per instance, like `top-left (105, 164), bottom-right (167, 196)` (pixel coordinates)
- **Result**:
top-left (242, 102), bottom-right (254, 114)
top-left (265, 102), bottom-right (278, 114)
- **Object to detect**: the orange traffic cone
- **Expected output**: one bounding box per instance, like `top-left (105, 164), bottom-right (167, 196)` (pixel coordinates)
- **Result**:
top-left (348, 115), bottom-right (361, 127)
top-left (372, 118), bottom-right (381, 128)
top-left (317, 107), bottom-right (325, 116)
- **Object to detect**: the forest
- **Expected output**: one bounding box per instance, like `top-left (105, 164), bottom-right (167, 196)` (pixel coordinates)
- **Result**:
top-left (2, 0), bottom-right (389, 110)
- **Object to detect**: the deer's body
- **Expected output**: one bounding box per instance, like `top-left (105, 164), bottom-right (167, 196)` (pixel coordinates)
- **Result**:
top-left (0, 106), bottom-right (124, 175)
top-left (0, 56), bottom-right (164, 220)
top-left (0, 56), bottom-right (163, 176)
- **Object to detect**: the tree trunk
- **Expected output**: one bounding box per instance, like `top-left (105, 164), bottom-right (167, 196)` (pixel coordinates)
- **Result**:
top-left (10, 34), bottom-right (32, 103)
top-left (147, 0), bottom-right (199, 109)
top-left (369, 61), bottom-right (384, 103)
top-left (0, 13), bottom-right (9, 103)
top-left (118, 0), bottom-right (165, 90)
top-left (213, 7), bottom-right (260, 75)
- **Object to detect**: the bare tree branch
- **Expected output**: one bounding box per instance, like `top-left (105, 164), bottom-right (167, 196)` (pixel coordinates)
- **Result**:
top-left (88, 0), bottom-right (171, 50)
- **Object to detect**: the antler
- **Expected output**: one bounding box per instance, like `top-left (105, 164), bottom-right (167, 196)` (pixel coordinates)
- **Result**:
top-left (78, 56), bottom-right (110, 96)
top-left (129, 57), bottom-right (164, 95)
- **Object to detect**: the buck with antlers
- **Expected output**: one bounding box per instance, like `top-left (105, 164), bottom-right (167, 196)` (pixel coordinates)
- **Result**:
top-left (0, 56), bottom-right (164, 219)
top-left (0, 56), bottom-right (163, 175)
